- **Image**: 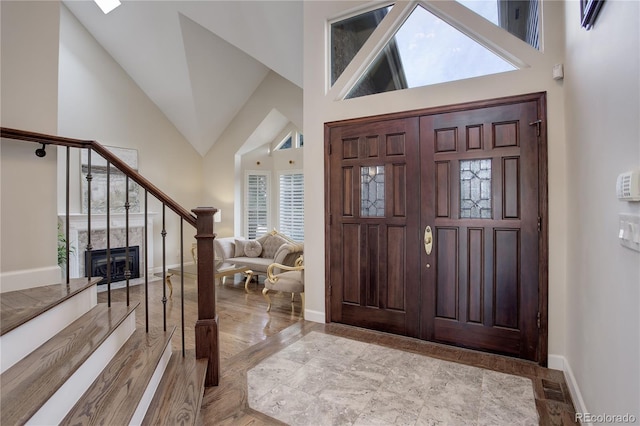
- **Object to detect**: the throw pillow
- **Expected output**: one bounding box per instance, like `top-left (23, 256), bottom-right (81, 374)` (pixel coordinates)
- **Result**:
top-left (244, 240), bottom-right (262, 257)
top-left (260, 234), bottom-right (288, 259)
top-left (234, 239), bottom-right (247, 257)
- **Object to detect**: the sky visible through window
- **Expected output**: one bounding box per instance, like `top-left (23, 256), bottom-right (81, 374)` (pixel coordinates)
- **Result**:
top-left (457, 0), bottom-right (499, 25)
top-left (393, 4), bottom-right (515, 88)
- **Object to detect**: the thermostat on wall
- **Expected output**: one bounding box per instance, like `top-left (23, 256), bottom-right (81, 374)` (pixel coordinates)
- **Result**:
top-left (552, 64), bottom-right (564, 80)
top-left (616, 170), bottom-right (640, 201)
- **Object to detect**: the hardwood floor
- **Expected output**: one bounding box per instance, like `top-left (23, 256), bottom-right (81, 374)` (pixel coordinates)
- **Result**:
top-left (99, 276), bottom-right (578, 425)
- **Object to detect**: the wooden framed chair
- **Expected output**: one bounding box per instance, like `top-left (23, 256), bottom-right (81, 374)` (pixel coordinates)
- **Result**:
top-left (263, 256), bottom-right (304, 315)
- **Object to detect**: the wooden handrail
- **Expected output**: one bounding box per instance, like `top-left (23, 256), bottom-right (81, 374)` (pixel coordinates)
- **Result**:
top-left (0, 127), bottom-right (197, 227)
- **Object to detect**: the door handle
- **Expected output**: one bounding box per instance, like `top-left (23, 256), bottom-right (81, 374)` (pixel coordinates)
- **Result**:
top-left (424, 226), bottom-right (433, 255)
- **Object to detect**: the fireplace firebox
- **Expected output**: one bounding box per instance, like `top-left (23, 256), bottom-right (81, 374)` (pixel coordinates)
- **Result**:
top-left (85, 246), bottom-right (140, 285)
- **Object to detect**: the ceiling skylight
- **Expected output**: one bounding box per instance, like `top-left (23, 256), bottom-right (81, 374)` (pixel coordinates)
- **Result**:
top-left (94, 0), bottom-right (121, 15)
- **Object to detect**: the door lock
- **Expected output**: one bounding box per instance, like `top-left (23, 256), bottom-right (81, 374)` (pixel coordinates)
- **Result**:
top-left (424, 226), bottom-right (433, 255)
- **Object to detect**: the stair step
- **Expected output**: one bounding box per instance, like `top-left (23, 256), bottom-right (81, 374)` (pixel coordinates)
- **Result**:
top-left (0, 302), bottom-right (137, 425)
top-left (143, 350), bottom-right (208, 425)
top-left (0, 277), bottom-right (100, 335)
top-left (61, 326), bottom-right (176, 425)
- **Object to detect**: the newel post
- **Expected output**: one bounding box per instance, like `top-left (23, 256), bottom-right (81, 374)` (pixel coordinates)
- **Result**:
top-left (192, 207), bottom-right (219, 386)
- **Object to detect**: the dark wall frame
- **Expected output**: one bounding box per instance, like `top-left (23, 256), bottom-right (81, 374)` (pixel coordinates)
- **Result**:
top-left (581, 0), bottom-right (605, 30)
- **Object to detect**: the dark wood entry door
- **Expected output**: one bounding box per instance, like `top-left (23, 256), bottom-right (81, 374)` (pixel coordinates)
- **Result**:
top-left (326, 94), bottom-right (545, 362)
top-left (419, 100), bottom-right (540, 360)
top-left (327, 117), bottom-right (421, 337)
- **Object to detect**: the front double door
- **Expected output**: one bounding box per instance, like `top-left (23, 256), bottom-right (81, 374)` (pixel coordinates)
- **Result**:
top-left (327, 95), bottom-right (542, 361)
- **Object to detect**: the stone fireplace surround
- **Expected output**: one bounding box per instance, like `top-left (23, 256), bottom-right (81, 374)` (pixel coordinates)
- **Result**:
top-left (60, 213), bottom-right (157, 280)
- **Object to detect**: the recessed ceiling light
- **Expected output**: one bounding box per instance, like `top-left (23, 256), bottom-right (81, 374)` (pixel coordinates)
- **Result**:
top-left (94, 0), bottom-right (121, 14)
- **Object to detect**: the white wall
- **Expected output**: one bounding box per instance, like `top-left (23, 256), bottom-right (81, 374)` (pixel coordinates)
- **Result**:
top-left (303, 0), bottom-right (569, 338)
top-left (202, 71), bottom-right (303, 238)
top-left (0, 1), bottom-right (62, 291)
top-left (57, 5), bottom-right (204, 269)
top-left (564, 0), bottom-right (640, 417)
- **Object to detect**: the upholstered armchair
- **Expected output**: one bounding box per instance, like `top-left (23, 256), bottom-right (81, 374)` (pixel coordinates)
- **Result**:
top-left (263, 255), bottom-right (304, 316)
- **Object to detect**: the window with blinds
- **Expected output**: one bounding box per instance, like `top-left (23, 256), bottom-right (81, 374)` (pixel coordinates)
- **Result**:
top-left (279, 172), bottom-right (304, 242)
top-left (245, 172), bottom-right (270, 239)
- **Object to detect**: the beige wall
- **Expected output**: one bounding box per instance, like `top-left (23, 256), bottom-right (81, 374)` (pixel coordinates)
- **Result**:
top-left (1, 1), bottom-right (61, 290)
top-left (57, 5), bottom-right (204, 268)
top-left (563, 0), bottom-right (640, 416)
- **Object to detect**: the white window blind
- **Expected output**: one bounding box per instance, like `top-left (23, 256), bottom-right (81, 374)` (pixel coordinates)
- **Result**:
top-left (279, 173), bottom-right (304, 242)
top-left (245, 172), bottom-right (270, 239)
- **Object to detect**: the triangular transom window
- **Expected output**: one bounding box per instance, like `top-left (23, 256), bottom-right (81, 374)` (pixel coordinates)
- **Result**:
top-left (345, 4), bottom-right (517, 99)
top-left (330, 5), bottom-right (392, 86)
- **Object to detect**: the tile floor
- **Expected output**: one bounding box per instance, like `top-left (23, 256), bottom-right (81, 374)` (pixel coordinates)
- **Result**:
top-left (248, 332), bottom-right (539, 425)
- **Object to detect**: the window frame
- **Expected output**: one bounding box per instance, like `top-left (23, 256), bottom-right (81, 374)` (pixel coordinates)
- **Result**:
top-left (244, 170), bottom-right (271, 240)
top-left (275, 132), bottom-right (304, 151)
top-left (277, 170), bottom-right (305, 242)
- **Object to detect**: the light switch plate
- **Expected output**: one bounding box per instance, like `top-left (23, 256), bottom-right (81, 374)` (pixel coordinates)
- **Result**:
top-left (619, 213), bottom-right (640, 252)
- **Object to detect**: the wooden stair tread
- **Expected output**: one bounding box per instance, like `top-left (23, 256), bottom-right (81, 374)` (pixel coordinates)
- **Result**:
top-left (0, 277), bottom-right (101, 335)
top-left (61, 326), bottom-right (176, 425)
top-left (0, 302), bottom-right (138, 425)
top-left (142, 350), bottom-right (208, 426)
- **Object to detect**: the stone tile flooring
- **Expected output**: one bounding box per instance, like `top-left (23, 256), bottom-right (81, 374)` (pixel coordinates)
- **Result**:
top-left (247, 332), bottom-right (538, 425)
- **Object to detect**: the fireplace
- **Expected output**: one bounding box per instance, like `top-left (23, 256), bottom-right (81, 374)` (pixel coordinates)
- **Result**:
top-left (60, 213), bottom-right (156, 280)
top-left (85, 246), bottom-right (140, 285)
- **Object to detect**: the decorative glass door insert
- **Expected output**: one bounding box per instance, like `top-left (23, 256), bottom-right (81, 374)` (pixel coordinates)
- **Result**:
top-left (460, 159), bottom-right (492, 219)
top-left (361, 165), bottom-right (385, 217)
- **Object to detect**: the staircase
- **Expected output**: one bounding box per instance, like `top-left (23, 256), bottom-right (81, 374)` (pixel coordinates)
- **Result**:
top-left (0, 127), bottom-right (225, 426)
top-left (1, 127), bottom-right (221, 424)
top-left (0, 278), bottom-right (208, 425)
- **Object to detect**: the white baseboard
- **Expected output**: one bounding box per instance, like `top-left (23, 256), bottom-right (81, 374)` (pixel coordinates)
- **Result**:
top-left (548, 354), bottom-right (589, 425)
top-left (304, 309), bottom-right (325, 324)
top-left (547, 354), bottom-right (565, 371)
top-left (0, 266), bottom-right (62, 292)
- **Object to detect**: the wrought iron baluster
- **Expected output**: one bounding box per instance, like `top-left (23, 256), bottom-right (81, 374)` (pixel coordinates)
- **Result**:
top-left (86, 148), bottom-right (93, 281)
top-left (65, 146), bottom-right (70, 285)
top-left (125, 175), bottom-right (131, 307)
top-left (106, 160), bottom-right (111, 307)
top-left (144, 189), bottom-right (149, 333)
top-left (161, 204), bottom-right (167, 331)
top-left (180, 218), bottom-right (185, 357)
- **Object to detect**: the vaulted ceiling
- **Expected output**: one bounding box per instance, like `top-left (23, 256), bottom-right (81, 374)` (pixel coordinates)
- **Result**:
top-left (63, 1), bottom-right (303, 156)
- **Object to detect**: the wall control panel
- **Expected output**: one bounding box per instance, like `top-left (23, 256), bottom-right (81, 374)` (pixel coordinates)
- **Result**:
top-left (616, 170), bottom-right (640, 201)
top-left (619, 213), bottom-right (640, 252)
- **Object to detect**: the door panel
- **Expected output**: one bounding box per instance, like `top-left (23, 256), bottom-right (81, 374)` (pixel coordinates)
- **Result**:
top-left (435, 227), bottom-right (458, 320)
top-left (341, 224), bottom-right (360, 304)
top-left (328, 118), bottom-right (420, 337)
top-left (420, 101), bottom-right (540, 360)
